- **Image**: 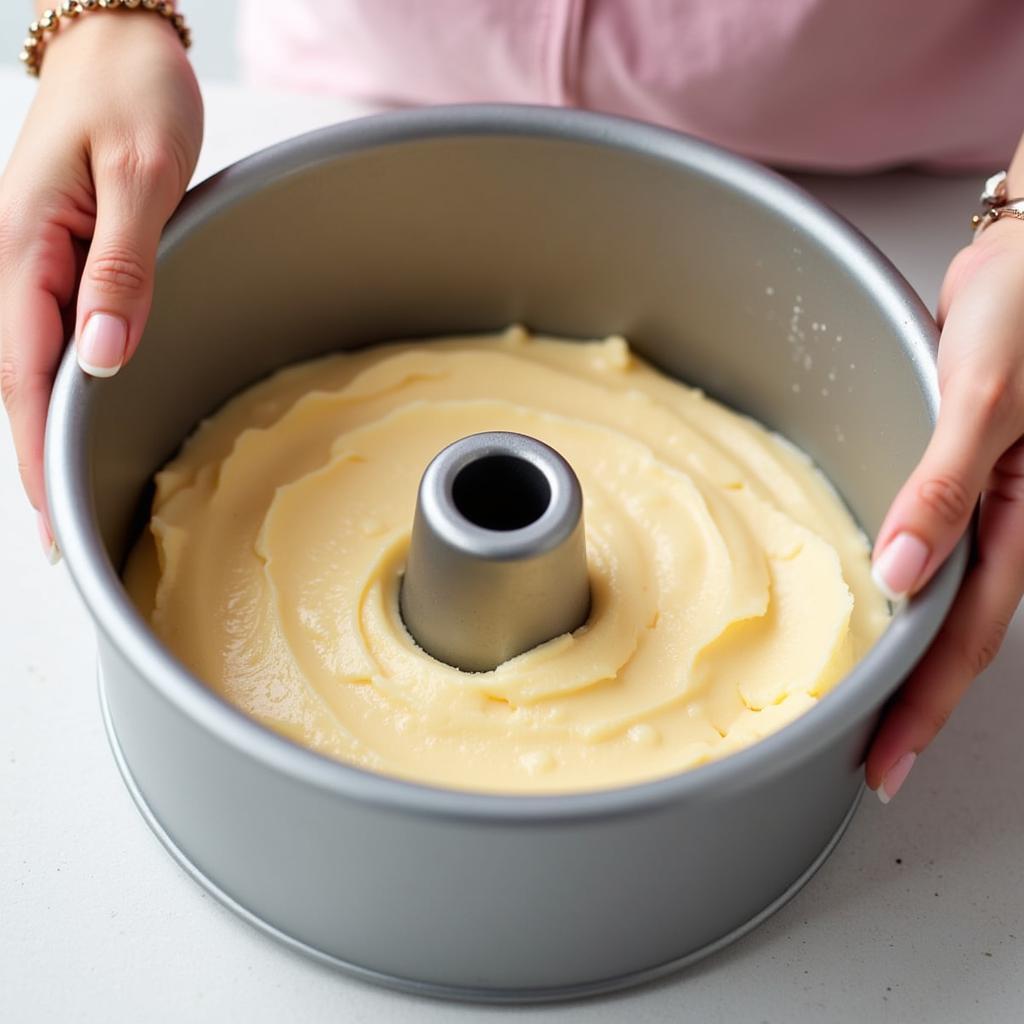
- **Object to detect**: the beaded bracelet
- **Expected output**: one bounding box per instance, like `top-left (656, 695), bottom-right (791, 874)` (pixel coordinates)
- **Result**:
top-left (20, 1), bottom-right (192, 77)
top-left (971, 171), bottom-right (1024, 238)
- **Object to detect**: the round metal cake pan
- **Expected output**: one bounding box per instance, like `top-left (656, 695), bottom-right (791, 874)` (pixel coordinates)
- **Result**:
top-left (45, 105), bottom-right (967, 1002)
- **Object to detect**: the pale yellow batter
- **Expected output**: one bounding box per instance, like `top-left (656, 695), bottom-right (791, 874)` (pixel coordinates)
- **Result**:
top-left (125, 328), bottom-right (889, 793)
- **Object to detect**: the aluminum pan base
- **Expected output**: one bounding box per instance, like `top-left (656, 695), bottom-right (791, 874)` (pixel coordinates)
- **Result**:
top-left (99, 669), bottom-right (865, 1005)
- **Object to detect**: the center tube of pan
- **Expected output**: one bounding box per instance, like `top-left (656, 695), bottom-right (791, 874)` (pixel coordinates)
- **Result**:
top-left (399, 431), bottom-right (591, 673)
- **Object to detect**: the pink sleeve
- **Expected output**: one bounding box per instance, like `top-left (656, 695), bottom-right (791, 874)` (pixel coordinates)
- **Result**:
top-left (240, 0), bottom-right (585, 106)
top-left (239, 0), bottom-right (1023, 172)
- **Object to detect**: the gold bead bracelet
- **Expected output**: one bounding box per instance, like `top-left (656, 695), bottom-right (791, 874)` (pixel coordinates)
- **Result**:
top-left (21, 1), bottom-right (192, 78)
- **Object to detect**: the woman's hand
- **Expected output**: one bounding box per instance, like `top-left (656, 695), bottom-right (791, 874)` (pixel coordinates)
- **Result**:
top-left (867, 215), bottom-right (1024, 802)
top-left (0, 11), bottom-right (202, 555)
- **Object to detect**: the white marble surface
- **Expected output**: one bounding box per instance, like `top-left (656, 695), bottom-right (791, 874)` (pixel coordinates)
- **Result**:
top-left (2, 69), bottom-right (1022, 1022)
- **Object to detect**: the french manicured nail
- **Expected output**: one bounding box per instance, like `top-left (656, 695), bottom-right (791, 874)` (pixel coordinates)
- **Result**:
top-left (37, 512), bottom-right (61, 567)
top-left (872, 532), bottom-right (929, 601)
top-left (77, 313), bottom-right (127, 378)
top-left (877, 752), bottom-right (916, 804)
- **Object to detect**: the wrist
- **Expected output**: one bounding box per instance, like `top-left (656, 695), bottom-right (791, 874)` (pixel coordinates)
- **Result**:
top-left (27, 4), bottom-right (190, 78)
top-left (971, 170), bottom-right (1024, 243)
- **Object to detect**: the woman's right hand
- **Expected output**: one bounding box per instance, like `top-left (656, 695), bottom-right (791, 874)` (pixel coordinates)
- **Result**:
top-left (0, 10), bottom-right (203, 556)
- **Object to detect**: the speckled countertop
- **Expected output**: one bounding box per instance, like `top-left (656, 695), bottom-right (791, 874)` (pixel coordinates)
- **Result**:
top-left (1, 69), bottom-right (1021, 1023)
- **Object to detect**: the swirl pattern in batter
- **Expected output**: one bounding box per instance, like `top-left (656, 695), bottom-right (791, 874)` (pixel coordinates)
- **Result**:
top-left (125, 328), bottom-right (890, 793)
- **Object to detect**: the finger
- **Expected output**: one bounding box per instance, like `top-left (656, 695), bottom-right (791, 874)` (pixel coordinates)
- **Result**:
top-left (866, 451), bottom-right (1024, 800)
top-left (0, 219), bottom-right (78, 539)
top-left (871, 373), bottom-right (1014, 601)
top-left (75, 147), bottom-right (180, 378)
top-left (880, 239), bottom-right (1024, 600)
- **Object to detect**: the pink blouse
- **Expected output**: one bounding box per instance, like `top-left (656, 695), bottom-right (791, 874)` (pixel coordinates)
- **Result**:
top-left (239, 0), bottom-right (1023, 172)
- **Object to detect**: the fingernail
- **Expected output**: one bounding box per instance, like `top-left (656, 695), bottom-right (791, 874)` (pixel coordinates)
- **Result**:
top-left (872, 532), bottom-right (930, 601)
top-left (877, 752), bottom-right (917, 804)
top-left (77, 313), bottom-right (127, 378)
top-left (37, 512), bottom-right (61, 567)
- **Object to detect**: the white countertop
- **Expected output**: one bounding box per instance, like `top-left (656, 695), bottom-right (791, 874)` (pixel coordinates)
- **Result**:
top-left (2, 69), bottom-right (1022, 1023)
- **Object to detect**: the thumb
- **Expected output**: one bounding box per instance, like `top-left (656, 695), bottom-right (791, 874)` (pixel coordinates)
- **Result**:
top-left (75, 154), bottom-right (179, 378)
top-left (872, 377), bottom-right (1010, 601)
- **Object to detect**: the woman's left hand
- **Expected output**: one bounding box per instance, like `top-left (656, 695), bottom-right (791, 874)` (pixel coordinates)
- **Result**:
top-left (866, 217), bottom-right (1024, 802)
